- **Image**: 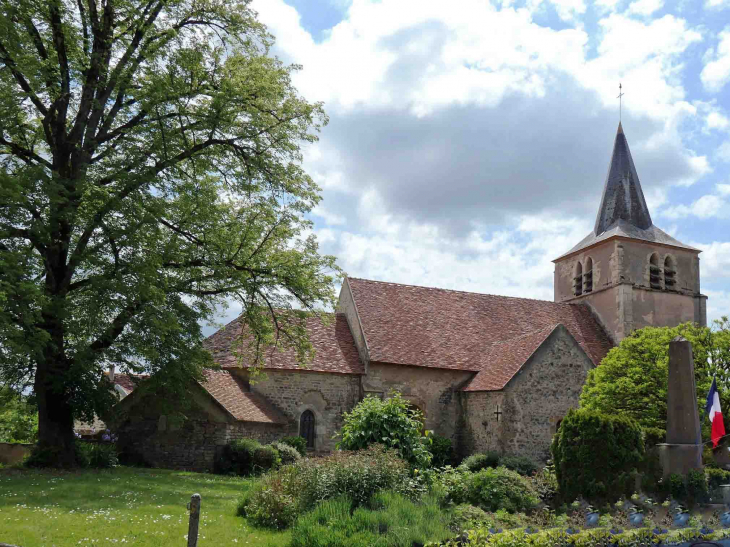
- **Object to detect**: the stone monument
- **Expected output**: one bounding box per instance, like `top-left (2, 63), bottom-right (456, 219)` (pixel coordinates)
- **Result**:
top-left (657, 337), bottom-right (703, 477)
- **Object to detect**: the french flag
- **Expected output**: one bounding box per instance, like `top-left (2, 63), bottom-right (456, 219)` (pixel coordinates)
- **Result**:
top-left (705, 378), bottom-right (726, 448)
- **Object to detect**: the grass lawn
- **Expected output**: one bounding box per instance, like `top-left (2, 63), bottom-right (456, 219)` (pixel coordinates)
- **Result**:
top-left (0, 466), bottom-right (289, 546)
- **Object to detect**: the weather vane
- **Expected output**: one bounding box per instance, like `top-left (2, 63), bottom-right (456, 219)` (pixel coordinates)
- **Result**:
top-left (617, 83), bottom-right (625, 122)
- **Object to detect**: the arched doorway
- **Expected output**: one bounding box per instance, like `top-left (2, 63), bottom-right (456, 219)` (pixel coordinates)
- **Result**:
top-left (299, 410), bottom-right (316, 450)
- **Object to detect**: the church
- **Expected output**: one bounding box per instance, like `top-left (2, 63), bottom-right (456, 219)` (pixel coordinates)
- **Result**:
top-left (114, 123), bottom-right (707, 471)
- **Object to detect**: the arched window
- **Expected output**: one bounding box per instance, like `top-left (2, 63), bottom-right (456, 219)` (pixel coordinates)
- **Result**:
top-left (299, 410), bottom-right (315, 450)
top-left (573, 261), bottom-right (583, 296)
top-left (664, 256), bottom-right (676, 290)
top-left (583, 257), bottom-right (593, 293)
top-left (649, 253), bottom-right (661, 290)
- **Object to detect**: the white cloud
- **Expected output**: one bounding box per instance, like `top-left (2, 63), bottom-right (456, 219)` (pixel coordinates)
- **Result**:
top-left (701, 28), bottom-right (730, 93)
top-left (692, 241), bottom-right (730, 279)
top-left (628, 0), bottom-right (663, 16)
top-left (662, 194), bottom-right (726, 219)
top-left (717, 184), bottom-right (730, 195)
top-left (707, 111), bottom-right (730, 131)
top-left (718, 141), bottom-right (730, 162)
top-left (705, 0), bottom-right (730, 8)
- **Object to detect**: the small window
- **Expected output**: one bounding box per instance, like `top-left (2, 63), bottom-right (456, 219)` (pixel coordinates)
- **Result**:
top-left (583, 257), bottom-right (593, 293)
top-left (664, 256), bottom-right (676, 290)
top-left (649, 253), bottom-right (661, 289)
top-left (300, 410), bottom-right (315, 450)
top-left (573, 262), bottom-right (583, 296)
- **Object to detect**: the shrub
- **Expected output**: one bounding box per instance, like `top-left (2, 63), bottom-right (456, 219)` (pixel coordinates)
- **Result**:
top-left (271, 442), bottom-right (301, 465)
top-left (240, 474), bottom-right (299, 529)
top-left (282, 436), bottom-right (307, 457)
top-left (338, 391), bottom-right (432, 468)
top-left (434, 466), bottom-right (472, 506)
top-left (430, 435), bottom-right (454, 468)
top-left (498, 455), bottom-right (538, 477)
top-left (252, 445), bottom-right (280, 472)
top-left (707, 467), bottom-right (730, 490)
top-left (240, 445), bottom-right (413, 529)
top-left (529, 464), bottom-right (558, 505)
top-left (88, 443), bottom-right (119, 468)
top-left (466, 467), bottom-right (539, 513)
top-left (462, 452), bottom-right (499, 472)
top-left (215, 438), bottom-right (261, 476)
top-left (686, 468), bottom-right (709, 505)
top-left (290, 491), bottom-right (452, 547)
top-left (449, 504), bottom-right (491, 533)
top-left (551, 408), bottom-right (644, 502)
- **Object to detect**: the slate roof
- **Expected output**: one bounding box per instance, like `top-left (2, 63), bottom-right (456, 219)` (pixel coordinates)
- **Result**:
top-left (556, 123), bottom-right (697, 260)
top-left (201, 370), bottom-right (288, 424)
top-left (204, 313), bottom-right (364, 375)
top-left (347, 278), bottom-right (613, 381)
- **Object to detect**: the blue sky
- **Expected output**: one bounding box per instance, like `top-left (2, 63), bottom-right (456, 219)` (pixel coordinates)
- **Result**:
top-left (211, 0), bottom-right (730, 331)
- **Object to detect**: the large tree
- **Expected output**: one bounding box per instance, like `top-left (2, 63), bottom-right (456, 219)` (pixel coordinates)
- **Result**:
top-left (0, 0), bottom-right (339, 465)
top-left (580, 319), bottom-right (730, 434)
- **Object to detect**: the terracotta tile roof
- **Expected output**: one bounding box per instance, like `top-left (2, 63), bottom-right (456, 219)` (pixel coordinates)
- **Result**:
top-left (462, 326), bottom-right (557, 391)
top-left (110, 373), bottom-right (147, 394)
top-left (201, 370), bottom-right (288, 424)
top-left (204, 313), bottom-right (364, 375)
top-left (347, 278), bottom-right (613, 373)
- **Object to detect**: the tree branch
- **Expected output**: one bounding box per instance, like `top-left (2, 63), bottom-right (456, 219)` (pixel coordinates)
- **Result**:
top-left (0, 41), bottom-right (48, 116)
top-left (0, 135), bottom-right (53, 169)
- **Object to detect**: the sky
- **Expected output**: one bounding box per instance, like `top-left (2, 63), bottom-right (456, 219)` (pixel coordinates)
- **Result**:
top-left (209, 0), bottom-right (730, 332)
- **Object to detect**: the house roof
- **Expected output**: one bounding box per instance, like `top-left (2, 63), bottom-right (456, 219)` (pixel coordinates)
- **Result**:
top-left (109, 373), bottom-right (147, 394)
top-left (204, 313), bottom-right (364, 375)
top-left (462, 325), bottom-right (567, 391)
top-left (346, 277), bottom-right (613, 376)
top-left (555, 123), bottom-right (697, 260)
top-left (201, 370), bottom-right (288, 424)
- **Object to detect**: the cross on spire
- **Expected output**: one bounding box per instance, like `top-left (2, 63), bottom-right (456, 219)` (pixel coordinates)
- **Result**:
top-left (617, 82), bottom-right (625, 122)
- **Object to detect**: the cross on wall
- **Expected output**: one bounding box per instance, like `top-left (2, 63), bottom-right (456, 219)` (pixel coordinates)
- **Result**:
top-left (494, 404), bottom-right (502, 422)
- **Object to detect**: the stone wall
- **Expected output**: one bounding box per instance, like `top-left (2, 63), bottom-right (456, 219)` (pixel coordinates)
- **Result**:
top-left (363, 362), bottom-right (473, 446)
top-left (461, 325), bottom-right (594, 462)
top-left (0, 442), bottom-right (33, 465)
top-left (241, 369), bottom-right (362, 452)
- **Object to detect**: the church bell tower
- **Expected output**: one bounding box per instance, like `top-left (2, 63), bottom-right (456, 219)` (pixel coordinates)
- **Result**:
top-left (553, 123), bottom-right (707, 343)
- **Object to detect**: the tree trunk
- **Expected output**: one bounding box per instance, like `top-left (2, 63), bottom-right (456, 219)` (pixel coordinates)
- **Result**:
top-left (34, 357), bottom-right (76, 467)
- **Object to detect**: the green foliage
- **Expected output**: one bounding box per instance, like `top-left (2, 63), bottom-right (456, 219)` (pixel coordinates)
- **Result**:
top-left (271, 442), bottom-right (301, 465)
top-left (0, 0), bottom-right (341, 463)
top-left (434, 526), bottom-right (730, 547)
top-left (706, 466), bottom-right (730, 490)
top-left (290, 491), bottom-right (452, 547)
top-left (240, 445), bottom-right (413, 528)
top-left (27, 441), bottom-right (118, 469)
top-left (281, 436), bottom-right (307, 456)
top-left (529, 464), bottom-right (559, 505)
top-left (461, 452), bottom-right (500, 472)
top-left (430, 435), bottom-right (454, 468)
top-left (580, 321), bottom-right (730, 433)
top-left (0, 388), bottom-right (37, 443)
top-left (338, 391), bottom-right (432, 468)
top-left (466, 467), bottom-right (539, 513)
top-left (498, 455), bottom-right (539, 477)
top-left (551, 408), bottom-right (644, 502)
top-left (434, 466), bottom-right (538, 514)
top-left (253, 445), bottom-right (281, 472)
top-left (215, 438), bottom-right (261, 476)
top-left (74, 442), bottom-right (119, 469)
top-left (448, 504), bottom-right (491, 533)
top-left (686, 468), bottom-right (709, 505)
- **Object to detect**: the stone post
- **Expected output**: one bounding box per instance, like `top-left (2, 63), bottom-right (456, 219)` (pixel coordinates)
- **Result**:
top-left (187, 493), bottom-right (201, 547)
top-left (657, 337), bottom-right (703, 477)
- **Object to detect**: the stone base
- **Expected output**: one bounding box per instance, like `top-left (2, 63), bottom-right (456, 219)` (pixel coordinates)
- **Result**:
top-left (657, 443), bottom-right (703, 477)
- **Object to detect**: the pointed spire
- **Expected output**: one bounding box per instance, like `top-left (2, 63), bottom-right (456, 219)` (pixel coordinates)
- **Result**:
top-left (594, 123), bottom-right (652, 235)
